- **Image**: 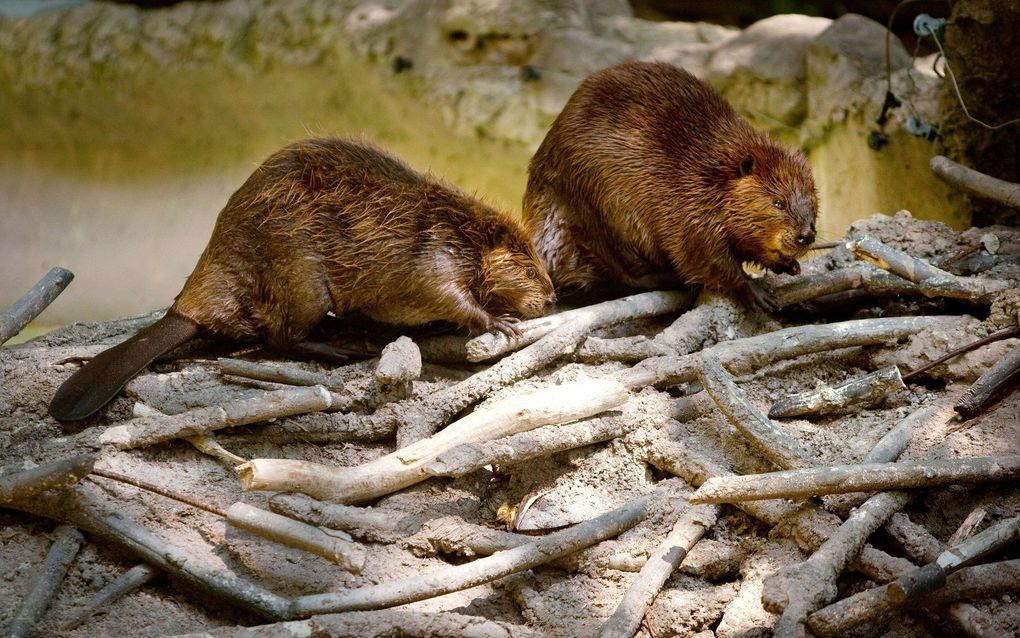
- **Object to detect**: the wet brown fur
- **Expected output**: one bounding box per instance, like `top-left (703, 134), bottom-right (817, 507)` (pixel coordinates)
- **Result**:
top-left (523, 61), bottom-right (818, 305)
top-left (50, 138), bottom-right (553, 421)
top-left (174, 137), bottom-right (554, 344)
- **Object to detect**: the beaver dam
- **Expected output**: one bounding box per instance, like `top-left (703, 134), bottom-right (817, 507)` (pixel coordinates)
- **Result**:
top-left (2, 206), bottom-right (1020, 637)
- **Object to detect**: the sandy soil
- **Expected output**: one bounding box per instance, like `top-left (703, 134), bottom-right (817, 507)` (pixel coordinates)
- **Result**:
top-left (1, 211), bottom-right (1019, 637)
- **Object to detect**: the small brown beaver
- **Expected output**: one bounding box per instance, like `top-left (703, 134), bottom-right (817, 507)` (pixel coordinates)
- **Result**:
top-left (523, 61), bottom-right (818, 309)
top-left (50, 137), bottom-right (554, 422)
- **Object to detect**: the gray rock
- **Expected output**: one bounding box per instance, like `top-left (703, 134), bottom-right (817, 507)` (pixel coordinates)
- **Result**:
top-left (806, 13), bottom-right (913, 127)
top-left (708, 14), bottom-right (832, 127)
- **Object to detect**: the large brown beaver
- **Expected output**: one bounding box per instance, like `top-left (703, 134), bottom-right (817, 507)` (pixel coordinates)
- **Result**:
top-left (524, 61), bottom-right (818, 309)
top-left (50, 137), bottom-right (554, 422)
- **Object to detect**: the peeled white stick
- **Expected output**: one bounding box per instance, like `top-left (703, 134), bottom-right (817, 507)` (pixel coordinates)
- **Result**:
top-left (100, 386), bottom-right (334, 449)
top-left (464, 290), bottom-right (693, 362)
top-left (691, 455), bottom-right (1020, 504)
top-left (887, 516), bottom-right (1020, 602)
top-left (598, 505), bottom-right (718, 638)
top-left (226, 503), bottom-right (365, 573)
top-left (239, 378), bottom-right (629, 503)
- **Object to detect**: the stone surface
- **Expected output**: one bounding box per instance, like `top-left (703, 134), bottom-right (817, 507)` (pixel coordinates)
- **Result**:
top-left (708, 14), bottom-right (832, 127)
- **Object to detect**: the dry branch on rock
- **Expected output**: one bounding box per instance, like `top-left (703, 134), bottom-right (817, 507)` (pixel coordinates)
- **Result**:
top-left (771, 264), bottom-right (917, 308)
top-left (226, 502), bottom-right (365, 573)
top-left (698, 356), bottom-right (814, 470)
top-left (691, 454), bottom-right (1020, 504)
top-left (847, 235), bottom-right (1007, 302)
top-left (930, 155), bottom-right (1020, 209)
top-left (239, 378), bottom-right (629, 503)
top-left (768, 364), bottom-right (905, 419)
top-left (8, 525), bottom-right (84, 638)
top-left (133, 402), bottom-right (246, 468)
top-left (268, 493), bottom-right (405, 543)
top-left (0, 454), bottom-right (95, 504)
top-left (598, 504), bottom-right (718, 638)
top-left (0, 266), bottom-right (74, 345)
top-left (98, 385), bottom-right (334, 449)
top-left (288, 494), bottom-right (657, 617)
top-left (807, 559), bottom-right (1020, 637)
top-left (954, 341), bottom-right (1020, 418)
top-left (62, 563), bottom-right (159, 631)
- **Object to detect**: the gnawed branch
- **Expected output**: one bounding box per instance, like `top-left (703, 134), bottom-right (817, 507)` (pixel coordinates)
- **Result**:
top-left (691, 454), bottom-right (1020, 504)
top-left (768, 365), bottom-right (905, 419)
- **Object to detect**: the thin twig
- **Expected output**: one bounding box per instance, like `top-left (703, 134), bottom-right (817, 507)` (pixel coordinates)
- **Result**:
top-left (955, 342), bottom-right (1020, 418)
top-left (902, 327), bottom-right (1020, 383)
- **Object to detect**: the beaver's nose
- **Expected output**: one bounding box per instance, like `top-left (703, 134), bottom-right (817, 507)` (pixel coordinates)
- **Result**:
top-left (796, 228), bottom-right (816, 246)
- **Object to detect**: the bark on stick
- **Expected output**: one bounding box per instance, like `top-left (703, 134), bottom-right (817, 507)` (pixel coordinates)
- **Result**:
top-left (226, 502), bottom-right (365, 573)
top-left (99, 386), bottom-right (334, 449)
top-left (639, 431), bottom-right (914, 584)
top-left (7, 483), bottom-right (292, 620)
top-left (807, 559), bottom-right (1020, 637)
top-left (464, 290), bottom-right (693, 362)
top-left (931, 155), bottom-right (1020, 209)
top-left (768, 365), bottom-right (905, 419)
top-left (239, 378), bottom-right (629, 503)
top-left (954, 341), bottom-right (1020, 418)
top-left (62, 564), bottom-right (158, 631)
top-left (847, 235), bottom-right (1006, 302)
top-left (0, 266), bottom-right (74, 345)
top-left (598, 504), bottom-right (718, 638)
top-left (218, 358), bottom-right (333, 388)
top-left (698, 356), bottom-right (814, 470)
top-left (0, 454), bottom-right (95, 504)
top-left (288, 494), bottom-right (655, 617)
top-left (618, 315), bottom-right (960, 390)
top-left (7, 525), bottom-right (84, 638)
top-left (691, 455), bottom-right (1020, 504)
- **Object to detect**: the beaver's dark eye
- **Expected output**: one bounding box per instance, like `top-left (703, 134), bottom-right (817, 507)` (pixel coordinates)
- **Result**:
top-left (772, 199), bottom-right (786, 211)
top-left (526, 267), bottom-right (537, 279)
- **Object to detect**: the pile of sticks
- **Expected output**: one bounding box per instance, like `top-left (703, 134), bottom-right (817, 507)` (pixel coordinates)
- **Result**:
top-left (2, 221), bottom-right (1019, 637)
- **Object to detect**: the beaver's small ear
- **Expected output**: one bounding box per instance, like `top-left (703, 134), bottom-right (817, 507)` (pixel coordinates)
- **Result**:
top-left (738, 154), bottom-right (755, 177)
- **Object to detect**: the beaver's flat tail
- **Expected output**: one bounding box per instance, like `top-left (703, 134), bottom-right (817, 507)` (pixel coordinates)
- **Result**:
top-left (49, 311), bottom-right (199, 422)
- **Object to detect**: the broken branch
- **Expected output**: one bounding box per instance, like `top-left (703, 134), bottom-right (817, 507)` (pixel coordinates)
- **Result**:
top-left (847, 235), bottom-right (1006, 302)
top-left (0, 266), bottom-right (74, 345)
top-left (288, 494), bottom-right (654, 617)
top-left (8, 525), bottom-right (84, 638)
top-left (954, 341), bottom-right (1020, 419)
top-left (465, 290), bottom-right (693, 362)
top-left (239, 378), bottom-right (629, 503)
top-left (597, 504), bottom-right (718, 638)
top-left (698, 356), bottom-right (814, 470)
top-left (930, 155), bottom-right (1020, 209)
top-left (691, 454), bottom-right (1020, 504)
top-left (62, 563), bottom-right (158, 631)
top-left (226, 502), bottom-right (365, 573)
top-left (99, 385), bottom-right (334, 449)
top-left (768, 365), bottom-right (904, 419)
top-left (807, 558), bottom-right (1020, 637)
top-left (0, 454), bottom-right (96, 504)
